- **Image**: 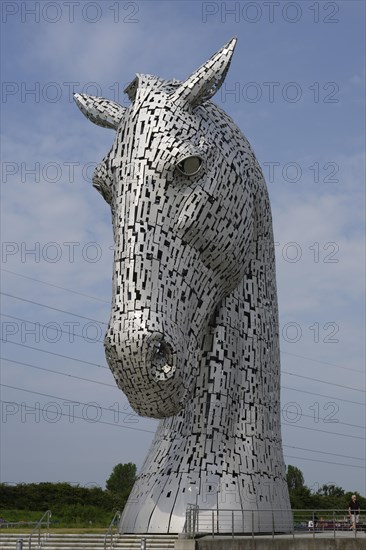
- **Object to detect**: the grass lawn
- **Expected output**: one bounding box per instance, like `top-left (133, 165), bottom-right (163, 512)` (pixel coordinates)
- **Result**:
top-left (0, 509), bottom-right (114, 531)
top-left (0, 527), bottom-right (108, 534)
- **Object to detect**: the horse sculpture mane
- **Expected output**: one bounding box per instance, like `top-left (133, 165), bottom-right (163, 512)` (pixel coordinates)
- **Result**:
top-left (74, 38), bottom-right (291, 534)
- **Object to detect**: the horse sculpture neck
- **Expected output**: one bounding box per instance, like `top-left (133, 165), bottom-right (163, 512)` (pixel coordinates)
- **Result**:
top-left (120, 187), bottom-right (290, 533)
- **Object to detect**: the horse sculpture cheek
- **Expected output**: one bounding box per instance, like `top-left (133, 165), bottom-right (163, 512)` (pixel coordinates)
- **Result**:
top-left (176, 181), bottom-right (254, 292)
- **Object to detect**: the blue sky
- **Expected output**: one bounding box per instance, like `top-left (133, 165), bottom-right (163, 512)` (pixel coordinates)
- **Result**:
top-left (1, 0), bottom-right (365, 494)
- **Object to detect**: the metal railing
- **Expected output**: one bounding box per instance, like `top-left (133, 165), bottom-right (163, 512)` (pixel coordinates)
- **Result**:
top-left (0, 521), bottom-right (37, 529)
top-left (293, 509), bottom-right (366, 539)
top-left (104, 510), bottom-right (121, 550)
top-left (184, 504), bottom-right (199, 536)
top-left (184, 507), bottom-right (366, 539)
top-left (27, 510), bottom-right (51, 549)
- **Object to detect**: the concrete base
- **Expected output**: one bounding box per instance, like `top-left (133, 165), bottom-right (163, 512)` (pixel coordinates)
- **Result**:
top-left (191, 536), bottom-right (365, 550)
top-left (175, 541), bottom-right (197, 550)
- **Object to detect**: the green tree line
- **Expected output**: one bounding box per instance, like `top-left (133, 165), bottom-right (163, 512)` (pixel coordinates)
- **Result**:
top-left (0, 482), bottom-right (122, 511)
top-left (0, 464), bottom-right (364, 527)
top-left (286, 465), bottom-right (366, 510)
top-left (0, 463), bottom-right (136, 527)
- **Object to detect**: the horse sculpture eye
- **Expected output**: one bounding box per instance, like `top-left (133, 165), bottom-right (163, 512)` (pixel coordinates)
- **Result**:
top-left (177, 156), bottom-right (203, 176)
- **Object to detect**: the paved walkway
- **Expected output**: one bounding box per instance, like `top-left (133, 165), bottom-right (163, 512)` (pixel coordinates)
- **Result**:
top-left (200, 531), bottom-right (366, 539)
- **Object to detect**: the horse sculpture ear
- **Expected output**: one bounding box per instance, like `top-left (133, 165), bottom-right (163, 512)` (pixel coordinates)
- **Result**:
top-left (169, 37), bottom-right (237, 109)
top-left (73, 93), bottom-right (126, 130)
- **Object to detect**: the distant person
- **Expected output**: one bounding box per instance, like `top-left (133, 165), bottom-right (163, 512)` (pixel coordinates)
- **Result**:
top-left (348, 494), bottom-right (361, 530)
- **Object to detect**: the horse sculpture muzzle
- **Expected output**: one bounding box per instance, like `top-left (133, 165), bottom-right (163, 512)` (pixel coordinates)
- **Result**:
top-left (105, 321), bottom-right (187, 417)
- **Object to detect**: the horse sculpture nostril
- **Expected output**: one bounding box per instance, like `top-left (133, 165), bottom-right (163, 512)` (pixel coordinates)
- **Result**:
top-left (147, 337), bottom-right (176, 382)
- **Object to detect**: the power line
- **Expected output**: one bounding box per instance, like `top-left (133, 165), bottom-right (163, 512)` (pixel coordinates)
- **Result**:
top-left (281, 350), bottom-right (363, 374)
top-left (1, 313), bottom-right (104, 343)
top-left (282, 410), bottom-right (364, 430)
top-left (281, 385), bottom-right (365, 407)
top-left (3, 357), bottom-right (364, 429)
top-left (282, 371), bottom-right (365, 393)
top-left (2, 270), bottom-right (364, 377)
top-left (284, 455), bottom-right (364, 470)
top-left (2, 341), bottom-right (108, 369)
top-left (2, 290), bottom-right (364, 397)
top-left (2, 355), bottom-right (363, 411)
top-left (1, 385), bottom-right (365, 466)
top-left (2, 383), bottom-right (365, 443)
top-left (14, 393), bottom-right (362, 472)
top-left (283, 423), bottom-right (365, 440)
top-left (0, 292), bottom-right (108, 325)
top-left (3, 340), bottom-right (364, 396)
top-left (0, 268), bottom-right (110, 304)
top-left (4, 340), bottom-right (365, 406)
top-left (2, 342), bottom-right (364, 408)
top-left (0, 385), bottom-right (140, 423)
top-left (0, 399), bottom-right (155, 435)
top-left (282, 444), bottom-right (365, 462)
top-left (1, 358), bottom-right (117, 389)
top-left (8, 340), bottom-right (360, 398)
top-left (1, 394), bottom-right (363, 472)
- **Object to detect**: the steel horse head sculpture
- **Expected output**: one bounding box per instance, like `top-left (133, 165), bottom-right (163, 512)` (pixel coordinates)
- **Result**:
top-left (74, 38), bottom-right (291, 534)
